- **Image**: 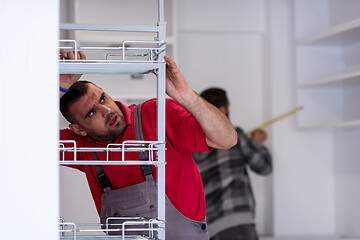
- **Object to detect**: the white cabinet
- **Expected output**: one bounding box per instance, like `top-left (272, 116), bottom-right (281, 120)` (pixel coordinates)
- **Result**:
top-left (295, 0), bottom-right (360, 129)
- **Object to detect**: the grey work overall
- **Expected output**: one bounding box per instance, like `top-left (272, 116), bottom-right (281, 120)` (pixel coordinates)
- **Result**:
top-left (92, 104), bottom-right (209, 239)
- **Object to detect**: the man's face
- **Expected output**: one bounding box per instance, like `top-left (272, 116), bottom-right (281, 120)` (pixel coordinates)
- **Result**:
top-left (68, 83), bottom-right (126, 143)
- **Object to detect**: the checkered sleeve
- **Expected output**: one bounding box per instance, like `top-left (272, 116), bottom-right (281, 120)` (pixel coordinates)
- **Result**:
top-left (236, 127), bottom-right (272, 175)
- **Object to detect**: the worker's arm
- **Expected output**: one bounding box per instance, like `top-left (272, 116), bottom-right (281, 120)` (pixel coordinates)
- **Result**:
top-left (239, 128), bottom-right (272, 175)
top-left (164, 56), bottom-right (237, 149)
top-left (59, 49), bottom-right (86, 98)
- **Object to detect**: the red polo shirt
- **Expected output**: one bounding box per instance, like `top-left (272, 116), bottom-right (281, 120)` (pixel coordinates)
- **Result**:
top-left (60, 98), bottom-right (210, 221)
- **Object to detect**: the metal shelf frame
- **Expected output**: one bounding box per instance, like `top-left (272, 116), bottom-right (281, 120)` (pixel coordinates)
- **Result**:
top-left (59, 0), bottom-right (167, 239)
top-left (59, 39), bottom-right (166, 74)
top-left (59, 140), bottom-right (166, 166)
top-left (59, 217), bottom-right (165, 240)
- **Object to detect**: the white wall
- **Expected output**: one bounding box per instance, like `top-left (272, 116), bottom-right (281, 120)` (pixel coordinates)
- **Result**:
top-left (334, 127), bottom-right (360, 237)
top-left (177, 0), bottom-right (274, 236)
top-left (60, 166), bottom-right (100, 224)
top-left (268, 0), bottom-right (335, 236)
top-left (0, 0), bottom-right (59, 239)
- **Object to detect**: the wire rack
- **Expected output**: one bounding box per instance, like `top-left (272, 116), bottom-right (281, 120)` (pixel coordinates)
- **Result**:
top-left (59, 140), bottom-right (166, 165)
top-left (59, 217), bottom-right (165, 240)
top-left (59, 39), bottom-right (166, 74)
top-left (59, 140), bottom-right (166, 239)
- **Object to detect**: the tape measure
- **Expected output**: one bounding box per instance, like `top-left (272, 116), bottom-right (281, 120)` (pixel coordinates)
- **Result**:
top-left (247, 106), bottom-right (303, 135)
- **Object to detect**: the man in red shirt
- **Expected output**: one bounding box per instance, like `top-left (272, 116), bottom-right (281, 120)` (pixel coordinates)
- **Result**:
top-left (59, 50), bottom-right (237, 239)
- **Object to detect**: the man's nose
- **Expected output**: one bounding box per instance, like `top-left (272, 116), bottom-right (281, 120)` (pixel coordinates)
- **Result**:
top-left (99, 104), bottom-right (111, 117)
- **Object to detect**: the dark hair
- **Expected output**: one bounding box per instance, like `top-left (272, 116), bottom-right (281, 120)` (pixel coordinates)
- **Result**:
top-left (60, 80), bottom-right (95, 123)
top-left (200, 87), bottom-right (229, 109)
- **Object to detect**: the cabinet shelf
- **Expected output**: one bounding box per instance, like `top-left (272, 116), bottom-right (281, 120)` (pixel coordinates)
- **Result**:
top-left (296, 18), bottom-right (360, 45)
top-left (298, 119), bottom-right (360, 130)
top-left (59, 61), bottom-right (163, 74)
top-left (295, 1), bottom-right (360, 130)
top-left (297, 70), bottom-right (360, 88)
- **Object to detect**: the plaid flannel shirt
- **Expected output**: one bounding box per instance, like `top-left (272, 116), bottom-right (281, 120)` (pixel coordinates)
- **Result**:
top-left (193, 127), bottom-right (272, 236)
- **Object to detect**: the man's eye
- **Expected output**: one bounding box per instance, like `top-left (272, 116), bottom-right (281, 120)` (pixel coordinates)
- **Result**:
top-left (89, 111), bottom-right (94, 117)
top-left (100, 97), bottom-right (105, 103)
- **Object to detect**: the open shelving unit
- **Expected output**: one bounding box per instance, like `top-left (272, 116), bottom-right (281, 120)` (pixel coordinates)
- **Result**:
top-left (294, 1), bottom-right (360, 238)
top-left (58, 0), bottom-right (168, 239)
top-left (294, 0), bottom-right (360, 129)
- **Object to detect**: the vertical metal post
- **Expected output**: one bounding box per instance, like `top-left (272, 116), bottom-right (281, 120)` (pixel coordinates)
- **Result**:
top-left (157, 0), bottom-right (166, 239)
top-left (156, 62), bottom-right (166, 240)
top-left (158, 0), bottom-right (164, 22)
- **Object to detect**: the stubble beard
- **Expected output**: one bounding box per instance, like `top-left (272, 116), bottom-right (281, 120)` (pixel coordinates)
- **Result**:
top-left (90, 113), bottom-right (126, 143)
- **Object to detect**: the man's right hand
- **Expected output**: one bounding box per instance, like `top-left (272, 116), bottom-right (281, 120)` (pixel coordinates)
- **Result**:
top-left (59, 49), bottom-right (86, 97)
top-left (251, 129), bottom-right (267, 143)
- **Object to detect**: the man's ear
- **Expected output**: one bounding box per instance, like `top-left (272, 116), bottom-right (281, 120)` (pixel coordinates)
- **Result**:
top-left (218, 105), bottom-right (229, 118)
top-left (219, 106), bottom-right (227, 115)
top-left (69, 124), bottom-right (88, 136)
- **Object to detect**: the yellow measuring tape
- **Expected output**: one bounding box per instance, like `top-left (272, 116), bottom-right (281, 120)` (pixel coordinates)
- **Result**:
top-left (247, 106), bottom-right (303, 135)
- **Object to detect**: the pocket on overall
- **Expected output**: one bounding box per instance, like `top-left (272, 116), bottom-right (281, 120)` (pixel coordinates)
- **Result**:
top-left (100, 179), bottom-right (157, 236)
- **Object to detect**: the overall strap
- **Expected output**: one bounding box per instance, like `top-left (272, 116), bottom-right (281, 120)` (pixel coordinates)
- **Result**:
top-left (134, 103), bottom-right (153, 179)
top-left (92, 103), bottom-right (152, 192)
top-left (92, 143), bottom-right (111, 192)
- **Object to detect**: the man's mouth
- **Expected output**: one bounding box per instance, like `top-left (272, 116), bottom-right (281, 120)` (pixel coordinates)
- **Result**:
top-left (109, 115), bottom-right (118, 126)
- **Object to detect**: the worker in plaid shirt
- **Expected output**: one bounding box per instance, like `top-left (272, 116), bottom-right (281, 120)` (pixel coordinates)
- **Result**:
top-left (193, 87), bottom-right (272, 240)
